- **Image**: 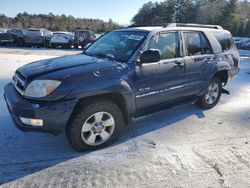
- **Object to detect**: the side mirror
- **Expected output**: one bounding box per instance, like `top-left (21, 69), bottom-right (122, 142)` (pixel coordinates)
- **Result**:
top-left (139, 49), bottom-right (161, 64)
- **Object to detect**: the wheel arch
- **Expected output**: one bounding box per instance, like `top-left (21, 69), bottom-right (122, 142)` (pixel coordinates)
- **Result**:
top-left (213, 69), bottom-right (229, 86)
top-left (66, 92), bottom-right (131, 133)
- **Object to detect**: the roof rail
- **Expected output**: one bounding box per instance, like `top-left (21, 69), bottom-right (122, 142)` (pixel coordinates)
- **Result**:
top-left (168, 23), bottom-right (223, 30)
top-left (127, 23), bottom-right (168, 28)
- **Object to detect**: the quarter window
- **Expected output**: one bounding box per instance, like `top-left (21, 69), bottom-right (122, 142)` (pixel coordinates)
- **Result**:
top-left (213, 32), bottom-right (234, 51)
top-left (146, 32), bottom-right (180, 60)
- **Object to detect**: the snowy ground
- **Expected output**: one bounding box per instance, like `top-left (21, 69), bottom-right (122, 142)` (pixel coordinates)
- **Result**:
top-left (0, 47), bottom-right (250, 188)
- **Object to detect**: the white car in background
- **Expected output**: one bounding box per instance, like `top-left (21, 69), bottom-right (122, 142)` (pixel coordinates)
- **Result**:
top-left (50, 32), bottom-right (74, 49)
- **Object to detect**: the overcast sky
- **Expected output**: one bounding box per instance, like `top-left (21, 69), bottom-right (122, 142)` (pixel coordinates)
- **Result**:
top-left (0, 0), bottom-right (163, 24)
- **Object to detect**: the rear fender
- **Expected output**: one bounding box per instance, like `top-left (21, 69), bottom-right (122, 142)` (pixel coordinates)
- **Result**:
top-left (199, 61), bottom-right (229, 96)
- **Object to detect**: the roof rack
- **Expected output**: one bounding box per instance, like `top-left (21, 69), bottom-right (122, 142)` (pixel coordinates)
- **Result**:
top-left (127, 23), bottom-right (223, 30)
top-left (127, 23), bottom-right (167, 28)
top-left (168, 23), bottom-right (223, 30)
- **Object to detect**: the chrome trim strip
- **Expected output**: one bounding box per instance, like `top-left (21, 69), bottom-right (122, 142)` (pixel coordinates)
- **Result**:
top-left (136, 81), bottom-right (202, 98)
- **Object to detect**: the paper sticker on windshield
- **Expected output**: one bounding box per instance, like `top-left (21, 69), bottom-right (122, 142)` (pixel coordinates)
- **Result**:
top-left (128, 35), bottom-right (144, 41)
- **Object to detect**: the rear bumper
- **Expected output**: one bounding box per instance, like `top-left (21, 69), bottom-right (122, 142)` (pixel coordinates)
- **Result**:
top-left (0, 39), bottom-right (13, 43)
top-left (228, 67), bottom-right (240, 81)
top-left (24, 37), bottom-right (44, 45)
top-left (4, 83), bottom-right (78, 134)
top-left (51, 42), bottom-right (71, 45)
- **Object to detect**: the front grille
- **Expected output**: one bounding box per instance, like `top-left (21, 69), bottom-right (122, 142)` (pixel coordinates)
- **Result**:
top-left (13, 71), bottom-right (26, 95)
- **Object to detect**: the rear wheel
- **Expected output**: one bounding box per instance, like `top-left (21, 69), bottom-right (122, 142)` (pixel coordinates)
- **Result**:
top-left (17, 38), bottom-right (23, 47)
top-left (66, 100), bottom-right (124, 151)
top-left (196, 77), bottom-right (222, 109)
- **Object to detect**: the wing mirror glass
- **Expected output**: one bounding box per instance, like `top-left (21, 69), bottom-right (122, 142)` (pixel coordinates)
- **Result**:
top-left (139, 49), bottom-right (161, 64)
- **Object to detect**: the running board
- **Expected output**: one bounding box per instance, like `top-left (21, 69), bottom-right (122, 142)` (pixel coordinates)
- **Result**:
top-left (222, 88), bottom-right (230, 95)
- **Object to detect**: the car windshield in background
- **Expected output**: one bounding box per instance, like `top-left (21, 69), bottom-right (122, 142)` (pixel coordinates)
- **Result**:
top-left (85, 31), bottom-right (148, 62)
top-left (77, 31), bottom-right (89, 36)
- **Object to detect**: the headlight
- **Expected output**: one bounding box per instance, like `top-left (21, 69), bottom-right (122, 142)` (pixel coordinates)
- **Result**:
top-left (24, 80), bottom-right (61, 98)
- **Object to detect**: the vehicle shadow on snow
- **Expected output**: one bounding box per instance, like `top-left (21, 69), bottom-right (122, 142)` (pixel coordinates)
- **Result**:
top-left (0, 99), bottom-right (206, 185)
top-left (124, 103), bottom-right (205, 139)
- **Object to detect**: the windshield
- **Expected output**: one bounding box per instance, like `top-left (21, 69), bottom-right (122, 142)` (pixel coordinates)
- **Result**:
top-left (85, 31), bottom-right (148, 62)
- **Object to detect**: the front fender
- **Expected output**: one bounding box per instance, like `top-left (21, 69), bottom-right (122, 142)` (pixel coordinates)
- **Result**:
top-left (66, 78), bottom-right (136, 115)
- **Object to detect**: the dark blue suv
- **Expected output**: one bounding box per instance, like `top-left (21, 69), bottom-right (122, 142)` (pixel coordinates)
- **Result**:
top-left (4, 23), bottom-right (240, 151)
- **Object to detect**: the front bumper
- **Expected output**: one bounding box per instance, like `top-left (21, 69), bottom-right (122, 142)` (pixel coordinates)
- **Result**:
top-left (4, 83), bottom-right (78, 134)
top-left (51, 40), bottom-right (70, 44)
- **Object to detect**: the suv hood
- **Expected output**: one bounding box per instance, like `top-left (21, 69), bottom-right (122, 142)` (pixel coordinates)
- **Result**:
top-left (17, 54), bottom-right (128, 80)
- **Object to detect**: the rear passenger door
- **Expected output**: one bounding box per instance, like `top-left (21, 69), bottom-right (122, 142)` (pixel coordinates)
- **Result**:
top-left (182, 31), bottom-right (215, 97)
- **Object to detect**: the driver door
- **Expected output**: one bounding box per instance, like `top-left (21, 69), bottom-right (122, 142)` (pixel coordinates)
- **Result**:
top-left (135, 31), bottom-right (185, 109)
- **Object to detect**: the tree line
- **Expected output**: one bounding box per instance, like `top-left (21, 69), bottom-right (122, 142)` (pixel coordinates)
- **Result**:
top-left (1, 1), bottom-right (250, 37)
top-left (0, 12), bottom-right (121, 33)
top-left (132, 0), bottom-right (250, 37)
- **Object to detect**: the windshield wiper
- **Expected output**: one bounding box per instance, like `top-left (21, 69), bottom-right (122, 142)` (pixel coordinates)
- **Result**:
top-left (82, 51), bottom-right (93, 56)
top-left (92, 53), bottom-right (115, 61)
top-left (83, 51), bottom-right (115, 61)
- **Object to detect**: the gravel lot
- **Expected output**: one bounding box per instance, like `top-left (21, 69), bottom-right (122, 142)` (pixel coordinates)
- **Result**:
top-left (0, 47), bottom-right (250, 188)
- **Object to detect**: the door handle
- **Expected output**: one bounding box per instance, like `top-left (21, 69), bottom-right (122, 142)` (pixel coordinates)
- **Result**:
top-left (175, 61), bottom-right (184, 67)
top-left (205, 57), bottom-right (214, 61)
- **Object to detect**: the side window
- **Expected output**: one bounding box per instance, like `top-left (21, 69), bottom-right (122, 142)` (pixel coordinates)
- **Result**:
top-left (200, 33), bottom-right (212, 54)
top-left (146, 32), bottom-right (180, 60)
top-left (183, 32), bottom-right (202, 56)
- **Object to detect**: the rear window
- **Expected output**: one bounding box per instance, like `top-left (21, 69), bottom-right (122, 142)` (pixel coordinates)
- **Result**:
top-left (53, 32), bottom-right (73, 36)
top-left (76, 31), bottom-right (89, 36)
top-left (213, 32), bottom-right (235, 51)
top-left (53, 32), bottom-right (65, 35)
top-left (26, 29), bottom-right (42, 36)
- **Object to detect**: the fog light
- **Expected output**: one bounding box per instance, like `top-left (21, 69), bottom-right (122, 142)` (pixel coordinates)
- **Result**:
top-left (20, 117), bottom-right (43, 127)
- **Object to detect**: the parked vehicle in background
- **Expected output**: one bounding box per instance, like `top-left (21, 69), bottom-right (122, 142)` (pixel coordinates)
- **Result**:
top-left (0, 28), bottom-right (13, 46)
top-left (73, 30), bottom-right (96, 49)
top-left (233, 37), bottom-right (242, 49)
top-left (241, 38), bottom-right (250, 50)
top-left (233, 37), bottom-right (250, 50)
top-left (24, 28), bottom-right (52, 48)
top-left (11, 29), bottom-right (26, 47)
top-left (50, 32), bottom-right (74, 49)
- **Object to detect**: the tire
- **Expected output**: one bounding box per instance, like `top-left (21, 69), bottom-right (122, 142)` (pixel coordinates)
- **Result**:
top-left (17, 38), bottom-right (23, 47)
top-left (66, 100), bottom-right (124, 151)
top-left (196, 77), bottom-right (222, 109)
top-left (45, 40), bottom-right (50, 48)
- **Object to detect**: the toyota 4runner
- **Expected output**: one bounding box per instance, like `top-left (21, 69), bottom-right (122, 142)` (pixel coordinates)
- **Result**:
top-left (4, 23), bottom-right (240, 151)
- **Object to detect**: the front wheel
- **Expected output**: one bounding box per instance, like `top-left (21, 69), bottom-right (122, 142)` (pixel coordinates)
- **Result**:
top-left (66, 100), bottom-right (124, 151)
top-left (196, 77), bottom-right (222, 109)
